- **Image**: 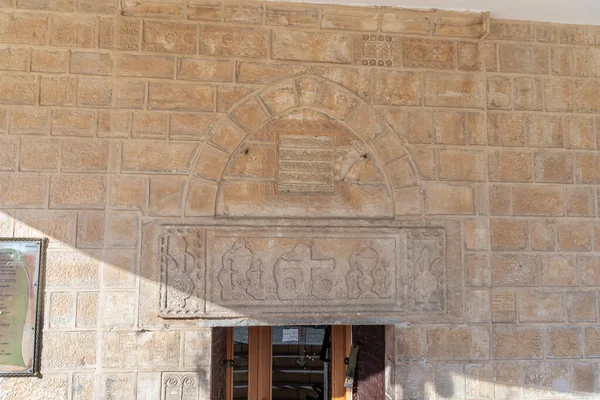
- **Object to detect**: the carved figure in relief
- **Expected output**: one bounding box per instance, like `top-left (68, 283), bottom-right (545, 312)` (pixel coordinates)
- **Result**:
top-left (166, 236), bottom-right (199, 309)
top-left (413, 246), bottom-right (441, 308)
top-left (274, 243), bottom-right (336, 300)
top-left (218, 240), bottom-right (266, 301)
top-left (346, 243), bottom-right (391, 299)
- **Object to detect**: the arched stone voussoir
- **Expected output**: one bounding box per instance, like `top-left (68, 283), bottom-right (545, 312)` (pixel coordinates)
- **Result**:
top-left (184, 74), bottom-right (423, 218)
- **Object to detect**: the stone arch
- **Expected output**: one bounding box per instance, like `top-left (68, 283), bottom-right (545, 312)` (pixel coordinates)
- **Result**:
top-left (184, 75), bottom-right (423, 218)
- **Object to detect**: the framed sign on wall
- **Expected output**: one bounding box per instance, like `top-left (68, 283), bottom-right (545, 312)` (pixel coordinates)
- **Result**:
top-left (0, 238), bottom-right (47, 377)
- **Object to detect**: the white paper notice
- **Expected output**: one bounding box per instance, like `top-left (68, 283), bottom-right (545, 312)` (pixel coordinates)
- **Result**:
top-left (282, 328), bottom-right (299, 342)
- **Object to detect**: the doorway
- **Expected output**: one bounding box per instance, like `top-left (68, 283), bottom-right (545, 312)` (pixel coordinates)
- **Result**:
top-left (211, 325), bottom-right (386, 400)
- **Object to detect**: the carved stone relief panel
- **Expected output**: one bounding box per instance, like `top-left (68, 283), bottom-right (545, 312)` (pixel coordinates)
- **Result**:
top-left (157, 222), bottom-right (446, 322)
top-left (161, 372), bottom-right (208, 400)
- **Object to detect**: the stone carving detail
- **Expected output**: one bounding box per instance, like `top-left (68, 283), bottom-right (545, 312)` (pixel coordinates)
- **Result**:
top-left (347, 243), bottom-right (392, 300)
top-left (407, 229), bottom-right (446, 312)
top-left (403, 39), bottom-right (456, 69)
top-left (355, 34), bottom-right (398, 67)
top-left (277, 134), bottom-right (335, 194)
top-left (160, 228), bottom-right (205, 317)
top-left (218, 239), bottom-right (268, 301)
top-left (118, 20), bottom-right (140, 51)
top-left (274, 243), bottom-right (336, 300)
top-left (143, 22), bottom-right (197, 54)
top-left (162, 372), bottom-right (207, 400)
top-left (157, 224), bottom-right (446, 319)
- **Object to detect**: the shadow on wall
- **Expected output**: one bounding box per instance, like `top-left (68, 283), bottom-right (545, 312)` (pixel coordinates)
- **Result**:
top-left (0, 212), bottom-right (598, 399)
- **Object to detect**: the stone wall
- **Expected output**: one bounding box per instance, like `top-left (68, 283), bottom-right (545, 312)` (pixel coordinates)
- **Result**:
top-left (0, 0), bottom-right (599, 398)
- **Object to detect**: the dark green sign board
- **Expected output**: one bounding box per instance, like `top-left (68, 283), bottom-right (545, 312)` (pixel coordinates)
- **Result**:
top-left (0, 239), bottom-right (46, 377)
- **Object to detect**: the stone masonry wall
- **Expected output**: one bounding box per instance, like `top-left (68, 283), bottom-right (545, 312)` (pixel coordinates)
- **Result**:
top-left (0, 0), bottom-right (599, 398)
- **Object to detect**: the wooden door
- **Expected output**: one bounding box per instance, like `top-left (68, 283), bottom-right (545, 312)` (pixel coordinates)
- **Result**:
top-left (211, 327), bottom-right (229, 400)
top-left (351, 325), bottom-right (386, 400)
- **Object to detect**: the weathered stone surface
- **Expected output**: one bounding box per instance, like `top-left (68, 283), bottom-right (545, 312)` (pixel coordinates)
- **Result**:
top-left (567, 291), bottom-right (597, 322)
top-left (43, 331), bottom-right (97, 368)
top-left (0, 374), bottom-right (68, 399)
top-left (404, 39), bottom-right (456, 69)
top-left (266, 5), bottom-right (320, 27)
top-left (50, 14), bottom-right (95, 47)
top-left (122, 141), bottom-right (197, 173)
top-left (513, 185), bottom-right (564, 216)
top-left (494, 326), bottom-right (543, 359)
top-left (272, 30), bottom-right (352, 63)
top-left (102, 330), bottom-right (180, 368)
top-left (0, 174), bottom-right (47, 208)
top-left (177, 58), bottom-right (233, 82)
top-left (50, 175), bottom-right (106, 209)
top-left (149, 176), bottom-right (185, 216)
top-left (0, 74), bottom-right (37, 105)
top-left (491, 254), bottom-right (539, 286)
top-left (542, 255), bottom-right (578, 286)
top-left (77, 211), bottom-right (104, 249)
top-left (427, 326), bottom-right (489, 361)
top-left (424, 184), bottom-right (474, 215)
top-left (117, 54), bottom-right (174, 78)
top-left (374, 70), bottom-right (422, 106)
top-left (199, 25), bottom-right (268, 58)
top-left (143, 21), bottom-right (197, 54)
top-left (557, 220), bottom-right (592, 251)
top-left (154, 223), bottom-right (446, 318)
top-left (149, 82), bottom-right (213, 111)
top-left (14, 211), bottom-right (77, 247)
top-left (0, 12), bottom-right (48, 45)
top-left (519, 289), bottom-right (566, 322)
top-left (424, 73), bottom-right (485, 108)
top-left (499, 44), bottom-right (549, 74)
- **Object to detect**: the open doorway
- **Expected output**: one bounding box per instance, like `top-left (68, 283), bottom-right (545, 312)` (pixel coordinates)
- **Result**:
top-left (211, 325), bottom-right (386, 400)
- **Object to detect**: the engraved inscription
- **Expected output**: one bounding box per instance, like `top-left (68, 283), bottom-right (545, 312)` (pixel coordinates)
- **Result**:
top-left (354, 34), bottom-right (401, 67)
top-left (403, 39), bottom-right (456, 69)
top-left (162, 372), bottom-right (208, 400)
top-left (160, 229), bottom-right (205, 317)
top-left (277, 134), bottom-right (334, 194)
top-left (407, 229), bottom-right (446, 312)
top-left (143, 22), bottom-right (197, 54)
top-left (157, 224), bottom-right (447, 319)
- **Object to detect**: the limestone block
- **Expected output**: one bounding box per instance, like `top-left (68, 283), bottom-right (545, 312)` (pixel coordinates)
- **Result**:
top-left (522, 361), bottom-right (570, 397)
top-left (438, 149), bottom-right (485, 181)
top-left (50, 14), bottom-right (95, 48)
top-left (216, 85), bottom-right (255, 113)
top-left (132, 112), bottom-right (168, 138)
top-left (551, 47), bottom-right (587, 76)
top-left (265, 5), bottom-right (320, 28)
top-left (15, 211), bottom-right (76, 247)
top-left (50, 175), bottom-right (106, 209)
top-left (557, 220), bottom-right (592, 251)
top-left (467, 289), bottom-right (490, 323)
top-left (424, 72), bottom-right (485, 108)
top-left (565, 116), bottom-right (595, 149)
top-left (310, 66), bottom-right (371, 100)
top-left (143, 21), bottom-right (197, 54)
top-left (576, 153), bottom-right (600, 184)
top-left (51, 109), bottom-right (96, 137)
top-left (199, 25), bottom-right (268, 58)
top-left (436, 364), bottom-right (465, 400)
top-left (224, 3), bottom-right (264, 24)
top-left (100, 373), bottom-right (134, 399)
top-left (513, 185), bottom-right (564, 216)
top-left (0, 136), bottom-right (17, 171)
top-left (485, 43), bottom-right (497, 72)
top-left (46, 251), bottom-right (100, 287)
top-left (491, 254), bottom-right (539, 286)
top-left (16, 0), bottom-right (72, 11)
top-left (545, 77), bottom-right (574, 112)
top-left (101, 291), bottom-right (136, 328)
top-left (272, 30), bottom-right (352, 64)
top-left (149, 81), bottom-right (213, 112)
top-left (395, 362), bottom-right (435, 400)
top-left (426, 326), bottom-right (489, 361)
top-left (526, 114), bottom-right (564, 148)
top-left (493, 326), bottom-right (543, 359)
top-left (567, 291), bottom-right (597, 322)
top-left (0, 12), bottom-right (48, 45)
top-left (499, 43), bottom-right (548, 74)
top-left (542, 255), bottom-right (578, 286)
top-left (458, 41), bottom-right (483, 71)
top-left (117, 54), bottom-right (174, 78)
top-left (491, 219), bottom-right (528, 250)
top-left (177, 58), bottom-right (233, 82)
top-left (72, 373), bottom-right (95, 400)
top-left (0, 374), bottom-right (68, 399)
top-left (0, 46), bottom-right (29, 72)
top-left (77, 78), bottom-right (112, 108)
top-left (489, 150), bottom-right (532, 182)
top-left (489, 185), bottom-right (511, 216)
top-left (106, 212), bottom-right (139, 248)
top-left (109, 176), bottom-right (147, 211)
top-left (572, 362), bottom-right (599, 393)
top-left (137, 372), bottom-right (162, 400)
top-left (183, 330), bottom-right (211, 368)
top-left (489, 20), bottom-right (535, 40)
top-left (424, 184), bottom-right (474, 215)
top-left (536, 24), bottom-right (560, 43)
top-left (519, 289), bottom-right (566, 322)
top-left (236, 61), bottom-right (308, 85)
top-left (396, 326), bottom-right (426, 361)
top-left (122, 0), bottom-right (182, 18)
top-left (102, 249), bottom-right (137, 287)
top-left (514, 76), bottom-right (543, 111)
top-left (466, 254), bottom-right (490, 287)
top-left (404, 38), bottom-right (456, 69)
top-left (149, 176), bottom-right (185, 217)
top-left (114, 79), bottom-right (146, 110)
top-left (321, 8), bottom-right (379, 31)
top-left (487, 75), bottom-right (512, 109)
top-left (43, 331), bottom-right (97, 368)
top-left (381, 11), bottom-right (432, 34)
top-left (0, 174), bottom-right (47, 208)
top-left (122, 141), bottom-right (197, 173)
top-left (0, 74), bottom-right (37, 105)
top-left (193, 144), bottom-right (229, 181)
top-left (102, 330), bottom-right (180, 368)
top-left (547, 327), bottom-right (583, 358)
top-left (492, 289), bottom-right (517, 322)
top-left (373, 70), bottom-right (422, 106)
top-left (170, 113), bottom-right (217, 141)
top-left (259, 82), bottom-right (298, 115)
top-left (49, 291), bottom-right (75, 328)
top-left (76, 292), bottom-right (98, 328)
top-left (161, 372), bottom-right (209, 400)
top-left (186, 178), bottom-right (218, 217)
